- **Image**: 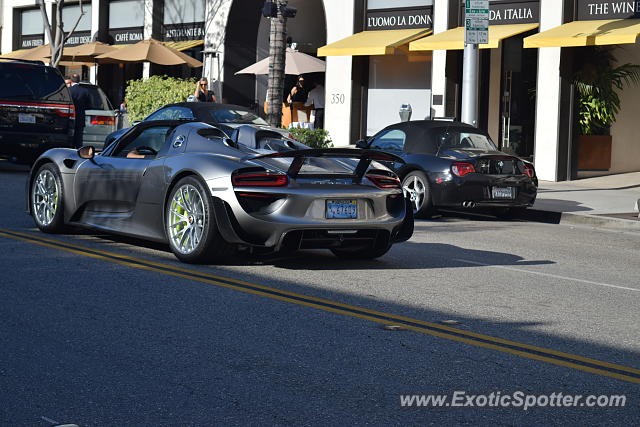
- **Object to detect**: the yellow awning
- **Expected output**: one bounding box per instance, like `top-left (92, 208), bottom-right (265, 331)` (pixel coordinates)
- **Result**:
top-left (317, 29), bottom-right (431, 56)
top-left (0, 49), bottom-right (28, 58)
top-left (409, 23), bottom-right (539, 51)
top-left (163, 40), bottom-right (204, 51)
top-left (523, 19), bottom-right (640, 48)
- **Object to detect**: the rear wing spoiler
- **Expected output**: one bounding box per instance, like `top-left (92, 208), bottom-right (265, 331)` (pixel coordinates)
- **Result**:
top-left (245, 148), bottom-right (405, 180)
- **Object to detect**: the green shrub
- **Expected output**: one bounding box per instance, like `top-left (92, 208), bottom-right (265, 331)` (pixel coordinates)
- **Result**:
top-left (125, 75), bottom-right (197, 121)
top-left (288, 127), bottom-right (332, 149)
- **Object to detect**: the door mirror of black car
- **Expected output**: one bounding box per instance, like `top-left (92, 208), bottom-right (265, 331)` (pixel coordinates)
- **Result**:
top-left (78, 146), bottom-right (95, 160)
top-left (355, 139), bottom-right (368, 149)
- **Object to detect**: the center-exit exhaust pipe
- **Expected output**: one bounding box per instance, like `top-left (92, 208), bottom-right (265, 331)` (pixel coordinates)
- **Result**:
top-left (462, 201), bottom-right (476, 208)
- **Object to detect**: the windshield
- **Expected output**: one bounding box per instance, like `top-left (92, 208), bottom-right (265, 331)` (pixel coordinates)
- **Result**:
top-left (211, 109), bottom-right (269, 125)
top-left (437, 130), bottom-right (497, 152)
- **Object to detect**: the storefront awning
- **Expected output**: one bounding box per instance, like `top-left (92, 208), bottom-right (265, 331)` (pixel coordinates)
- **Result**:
top-left (409, 23), bottom-right (539, 51)
top-left (163, 40), bottom-right (204, 52)
top-left (523, 19), bottom-right (640, 48)
top-left (317, 29), bottom-right (431, 56)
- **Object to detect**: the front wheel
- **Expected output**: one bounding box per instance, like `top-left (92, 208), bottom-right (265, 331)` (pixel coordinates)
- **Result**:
top-left (31, 163), bottom-right (66, 233)
top-left (166, 176), bottom-right (232, 263)
top-left (402, 171), bottom-right (435, 219)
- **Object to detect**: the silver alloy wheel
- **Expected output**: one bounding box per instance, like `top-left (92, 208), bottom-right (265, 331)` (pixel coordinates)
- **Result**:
top-left (32, 169), bottom-right (59, 227)
top-left (403, 175), bottom-right (426, 213)
top-left (167, 184), bottom-right (206, 255)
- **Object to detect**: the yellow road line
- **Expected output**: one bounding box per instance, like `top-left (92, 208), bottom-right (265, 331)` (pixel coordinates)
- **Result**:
top-left (1, 228), bottom-right (639, 384)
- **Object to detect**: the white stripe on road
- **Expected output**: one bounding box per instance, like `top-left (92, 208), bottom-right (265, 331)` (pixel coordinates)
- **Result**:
top-left (453, 258), bottom-right (640, 293)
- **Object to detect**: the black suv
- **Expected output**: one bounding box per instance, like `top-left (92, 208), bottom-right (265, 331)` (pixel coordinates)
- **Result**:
top-left (0, 59), bottom-right (75, 163)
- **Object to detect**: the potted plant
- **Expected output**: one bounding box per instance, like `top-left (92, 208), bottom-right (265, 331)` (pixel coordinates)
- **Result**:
top-left (573, 47), bottom-right (640, 170)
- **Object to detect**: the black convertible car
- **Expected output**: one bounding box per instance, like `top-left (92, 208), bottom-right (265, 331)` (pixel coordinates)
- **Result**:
top-left (356, 120), bottom-right (537, 218)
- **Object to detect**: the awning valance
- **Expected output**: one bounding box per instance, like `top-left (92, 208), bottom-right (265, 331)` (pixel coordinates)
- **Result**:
top-left (523, 19), bottom-right (640, 48)
top-left (163, 40), bottom-right (204, 52)
top-left (409, 23), bottom-right (539, 51)
top-left (317, 29), bottom-right (431, 56)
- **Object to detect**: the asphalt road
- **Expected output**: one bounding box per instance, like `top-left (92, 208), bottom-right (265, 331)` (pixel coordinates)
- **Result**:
top-left (0, 162), bottom-right (639, 426)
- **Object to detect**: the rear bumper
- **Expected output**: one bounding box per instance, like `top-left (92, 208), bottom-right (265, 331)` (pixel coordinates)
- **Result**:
top-left (430, 173), bottom-right (537, 208)
top-left (210, 185), bottom-right (411, 251)
top-left (0, 131), bottom-right (73, 160)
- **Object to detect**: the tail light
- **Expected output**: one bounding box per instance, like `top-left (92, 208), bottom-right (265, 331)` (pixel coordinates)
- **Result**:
top-left (522, 163), bottom-right (535, 178)
top-left (365, 169), bottom-right (401, 189)
top-left (451, 162), bottom-right (475, 177)
top-left (54, 106), bottom-right (75, 118)
top-left (89, 115), bottom-right (116, 126)
top-left (232, 170), bottom-right (289, 187)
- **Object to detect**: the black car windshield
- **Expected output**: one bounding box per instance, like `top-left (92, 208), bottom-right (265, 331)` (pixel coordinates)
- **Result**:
top-left (437, 130), bottom-right (497, 152)
top-left (210, 109), bottom-right (269, 125)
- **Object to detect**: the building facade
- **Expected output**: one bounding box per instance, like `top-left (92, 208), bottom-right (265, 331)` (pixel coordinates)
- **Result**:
top-left (2, 0), bottom-right (640, 181)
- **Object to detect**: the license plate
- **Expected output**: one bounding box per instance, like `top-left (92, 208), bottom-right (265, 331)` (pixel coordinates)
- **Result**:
top-left (492, 187), bottom-right (515, 199)
top-left (326, 199), bottom-right (358, 219)
top-left (18, 113), bottom-right (36, 124)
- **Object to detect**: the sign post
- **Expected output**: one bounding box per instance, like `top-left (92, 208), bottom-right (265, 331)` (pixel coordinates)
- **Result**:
top-left (461, 0), bottom-right (489, 126)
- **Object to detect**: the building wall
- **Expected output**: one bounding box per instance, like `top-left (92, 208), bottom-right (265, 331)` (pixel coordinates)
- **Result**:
top-left (609, 43), bottom-right (640, 174)
top-left (323, 0), bottom-right (356, 146)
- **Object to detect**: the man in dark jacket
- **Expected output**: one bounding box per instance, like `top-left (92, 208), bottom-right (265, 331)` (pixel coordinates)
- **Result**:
top-left (68, 74), bottom-right (91, 148)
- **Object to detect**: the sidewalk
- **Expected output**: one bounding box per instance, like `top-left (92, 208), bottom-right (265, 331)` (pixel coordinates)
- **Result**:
top-left (528, 172), bottom-right (640, 231)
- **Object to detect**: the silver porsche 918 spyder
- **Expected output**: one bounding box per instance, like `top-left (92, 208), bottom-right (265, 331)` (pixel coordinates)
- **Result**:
top-left (27, 120), bottom-right (413, 263)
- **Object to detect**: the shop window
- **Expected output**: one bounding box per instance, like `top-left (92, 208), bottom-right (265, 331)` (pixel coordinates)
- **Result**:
top-left (62, 4), bottom-right (92, 32)
top-left (21, 9), bottom-right (44, 35)
top-left (109, 0), bottom-right (145, 29)
top-left (164, 0), bottom-right (205, 25)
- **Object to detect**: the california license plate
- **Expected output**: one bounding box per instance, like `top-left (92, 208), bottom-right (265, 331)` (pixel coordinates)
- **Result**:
top-left (326, 200), bottom-right (358, 219)
top-left (18, 113), bottom-right (36, 124)
top-left (492, 187), bottom-right (515, 199)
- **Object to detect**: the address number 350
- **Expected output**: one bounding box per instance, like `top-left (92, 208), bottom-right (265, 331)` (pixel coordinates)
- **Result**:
top-left (331, 93), bottom-right (345, 104)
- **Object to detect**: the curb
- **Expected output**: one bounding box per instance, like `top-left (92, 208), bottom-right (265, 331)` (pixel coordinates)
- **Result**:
top-left (521, 209), bottom-right (640, 232)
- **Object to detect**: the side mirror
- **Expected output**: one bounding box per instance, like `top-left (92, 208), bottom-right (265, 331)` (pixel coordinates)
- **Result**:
top-left (78, 145), bottom-right (95, 160)
top-left (355, 139), bottom-right (368, 149)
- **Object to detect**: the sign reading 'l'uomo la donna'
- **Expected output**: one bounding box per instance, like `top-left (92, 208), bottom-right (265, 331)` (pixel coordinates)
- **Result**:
top-left (578, 0), bottom-right (640, 20)
top-left (366, 7), bottom-right (433, 30)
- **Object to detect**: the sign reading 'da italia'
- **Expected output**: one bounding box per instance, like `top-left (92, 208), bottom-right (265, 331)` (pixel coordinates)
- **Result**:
top-left (577, 0), bottom-right (640, 20)
top-left (366, 7), bottom-right (433, 30)
top-left (465, 0), bottom-right (489, 44)
top-left (487, 1), bottom-right (539, 25)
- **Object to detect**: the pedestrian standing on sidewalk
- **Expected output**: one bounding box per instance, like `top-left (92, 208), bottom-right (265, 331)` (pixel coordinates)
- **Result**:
top-left (194, 78), bottom-right (217, 102)
top-left (68, 74), bottom-right (91, 148)
top-left (305, 79), bottom-right (325, 129)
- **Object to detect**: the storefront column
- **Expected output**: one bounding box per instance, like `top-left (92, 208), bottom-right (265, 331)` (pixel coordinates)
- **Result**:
top-left (142, 0), bottom-right (153, 79)
top-left (89, 0), bottom-right (100, 84)
top-left (533, 0), bottom-right (564, 181)
top-left (43, 2), bottom-right (53, 45)
top-left (430, 0), bottom-right (449, 118)
top-left (323, 0), bottom-right (355, 147)
top-left (204, 0), bottom-right (233, 99)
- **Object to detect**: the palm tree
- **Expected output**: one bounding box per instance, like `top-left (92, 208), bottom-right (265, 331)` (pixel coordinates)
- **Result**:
top-left (573, 47), bottom-right (640, 135)
top-left (266, 0), bottom-right (288, 128)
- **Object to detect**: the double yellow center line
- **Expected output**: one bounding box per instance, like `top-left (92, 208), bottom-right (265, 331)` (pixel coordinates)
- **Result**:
top-left (1, 227), bottom-right (639, 384)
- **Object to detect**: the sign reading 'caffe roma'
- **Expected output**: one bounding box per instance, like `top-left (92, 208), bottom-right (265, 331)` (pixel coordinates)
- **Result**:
top-left (577, 0), bottom-right (640, 20)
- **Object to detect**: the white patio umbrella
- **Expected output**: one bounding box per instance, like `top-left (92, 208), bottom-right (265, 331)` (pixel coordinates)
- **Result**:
top-left (235, 48), bottom-right (326, 75)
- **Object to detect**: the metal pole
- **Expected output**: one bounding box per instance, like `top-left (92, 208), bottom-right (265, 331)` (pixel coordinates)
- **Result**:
top-left (461, 43), bottom-right (479, 126)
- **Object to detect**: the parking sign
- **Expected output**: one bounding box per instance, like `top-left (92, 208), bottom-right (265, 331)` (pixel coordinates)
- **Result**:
top-left (465, 0), bottom-right (489, 45)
